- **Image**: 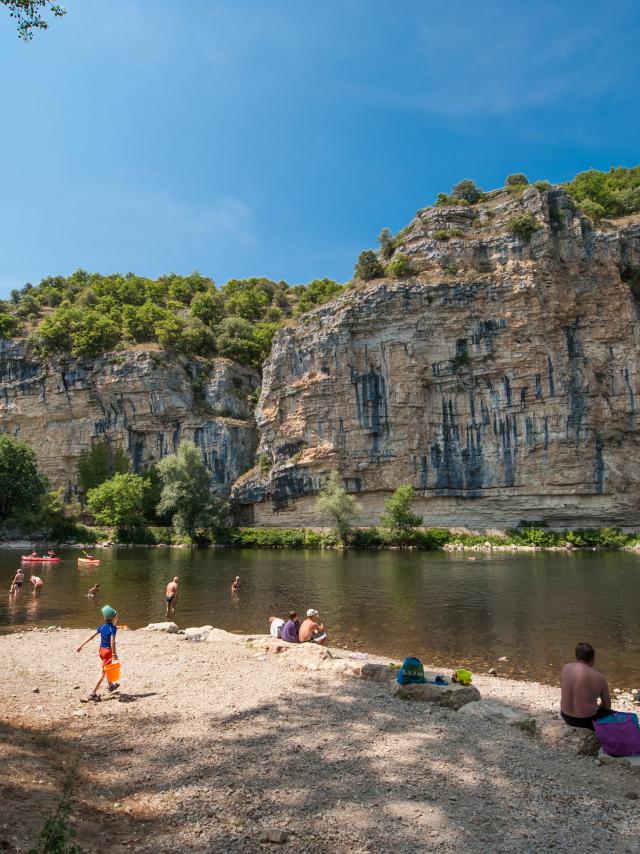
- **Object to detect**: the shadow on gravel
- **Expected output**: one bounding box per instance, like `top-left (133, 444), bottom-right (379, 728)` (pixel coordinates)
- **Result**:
top-left (2, 679), bottom-right (639, 854)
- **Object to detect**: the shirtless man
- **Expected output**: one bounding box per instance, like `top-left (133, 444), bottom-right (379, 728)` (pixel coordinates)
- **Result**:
top-left (299, 609), bottom-right (328, 645)
top-left (165, 577), bottom-right (179, 618)
top-left (88, 583), bottom-right (100, 597)
top-left (560, 642), bottom-right (613, 729)
top-left (230, 576), bottom-right (241, 593)
top-left (30, 575), bottom-right (44, 595)
top-left (10, 569), bottom-right (25, 594)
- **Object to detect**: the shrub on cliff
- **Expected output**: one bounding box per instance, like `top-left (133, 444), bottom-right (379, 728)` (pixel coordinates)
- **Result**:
top-left (506, 213), bottom-right (542, 241)
top-left (292, 278), bottom-right (344, 316)
top-left (566, 166), bottom-right (640, 218)
top-left (157, 441), bottom-right (228, 540)
top-left (0, 312), bottom-right (22, 339)
top-left (378, 228), bottom-right (395, 260)
top-left (380, 485), bottom-right (423, 542)
top-left (354, 250), bottom-right (384, 281)
top-left (315, 471), bottom-right (361, 544)
top-left (0, 435), bottom-right (48, 522)
top-left (86, 472), bottom-right (150, 530)
top-left (384, 253), bottom-right (416, 278)
top-left (577, 198), bottom-right (607, 221)
top-left (452, 179), bottom-right (483, 204)
top-left (506, 173), bottom-right (529, 187)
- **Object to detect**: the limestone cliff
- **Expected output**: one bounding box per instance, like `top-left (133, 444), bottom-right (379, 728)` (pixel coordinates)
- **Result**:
top-left (0, 343), bottom-right (259, 497)
top-left (232, 187), bottom-right (640, 528)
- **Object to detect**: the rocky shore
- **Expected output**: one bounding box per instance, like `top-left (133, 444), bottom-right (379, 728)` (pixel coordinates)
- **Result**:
top-left (1, 627), bottom-right (639, 854)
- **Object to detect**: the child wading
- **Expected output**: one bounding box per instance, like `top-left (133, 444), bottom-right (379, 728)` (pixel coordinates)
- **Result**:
top-left (76, 604), bottom-right (120, 702)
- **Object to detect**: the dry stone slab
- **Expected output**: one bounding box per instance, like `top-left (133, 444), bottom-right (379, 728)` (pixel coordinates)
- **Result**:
top-left (361, 663), bottom-right (396, 683)
top-left (598, 749), bottom-right (640, 774)
top-left (205, 628), bottom-right (245, 644)
top-left (144, 622), bottom-right (179, 633)
top-left (391, 680), bottom-right (481, 710)
top-left (458, 699), bottom-right (532, 724)
top-left (539, 720), bottom-right (600, 756)
top-left (183, 626), bottom-right (214, 642)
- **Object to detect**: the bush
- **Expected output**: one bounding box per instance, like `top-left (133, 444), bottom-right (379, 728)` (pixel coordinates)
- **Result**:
top-left (378, 227), bottom-right (395, 260)
top-left (578, 198), bottom-right (606, 221)
top-left (506, 213), bottom-right (542, 241)
top-left (566, 166), bottom-right (640, 218)
top-left (384, 252), bottom-right (416, 278)
top-left (0, 312), bottom-right (23, 339)
top-left (354, 250), bottom-right (384, 282)
top-left (452, 179), bottom-right (482, 204)
top-left (535, 180), bottom-right (553, 192)
top-left (506, 173), bottom-right (529, 187)
top-left (432, 230), bottom-right (450, 241)
top-left (351, 527), bottom-right (382, 549)
top-left (380, 485), bottom-right (423, 541)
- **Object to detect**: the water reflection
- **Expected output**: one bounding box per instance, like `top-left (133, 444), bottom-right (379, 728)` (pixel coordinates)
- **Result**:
top-left (0, 547), bottom-right (638, 685)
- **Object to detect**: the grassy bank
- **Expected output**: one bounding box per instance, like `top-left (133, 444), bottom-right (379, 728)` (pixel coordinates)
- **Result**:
top-left (55, 523), bottom-right (640, 551)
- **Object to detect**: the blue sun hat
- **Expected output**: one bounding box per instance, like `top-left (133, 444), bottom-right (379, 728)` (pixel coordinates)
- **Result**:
top-left (101, 605), bottom-right (118, 620)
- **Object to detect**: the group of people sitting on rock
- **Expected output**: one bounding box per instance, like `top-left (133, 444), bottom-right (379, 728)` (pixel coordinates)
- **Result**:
top-left (269, 609), bottom-right (328, 645)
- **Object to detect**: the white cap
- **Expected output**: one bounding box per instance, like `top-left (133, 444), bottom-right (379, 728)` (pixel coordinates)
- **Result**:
top-left (306, 608), bottom-right (319, 617)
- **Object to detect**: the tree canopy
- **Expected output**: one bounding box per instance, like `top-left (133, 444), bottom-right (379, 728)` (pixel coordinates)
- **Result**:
top-left (315, 471), bottom-right (361, 543)
top-left (156, 441), bottom-right (228, 538)
top-left (0, 270), bottom-right (345, 371)
top-left (380, 485), bottom-right (423, 541)
top-left (2, 1), bottom-right (65, 40)
top-left (86, 473), bottom-right (149, 529)
top-left (0, 434), bottom-right (48, 521)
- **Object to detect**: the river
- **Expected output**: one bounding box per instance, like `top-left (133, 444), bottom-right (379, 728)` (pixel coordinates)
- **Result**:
top-left (1, 547), bottom-right (638, 686)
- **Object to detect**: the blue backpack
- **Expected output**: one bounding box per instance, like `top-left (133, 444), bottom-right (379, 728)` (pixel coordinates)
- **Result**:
top-left (396, 656), bottom-right (427, 685)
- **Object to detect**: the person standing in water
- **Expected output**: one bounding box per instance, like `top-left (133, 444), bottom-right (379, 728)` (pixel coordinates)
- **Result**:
top-left (165, 577), bottom-right (179, 618)
top-left (10, 569), bottom-right (24, 594)
top-left (231, 576), bottom-right (241, 593)
top-left (88, 583), bottom-right (100, 597)
top-left (30, 575), bottom-right (44, 595)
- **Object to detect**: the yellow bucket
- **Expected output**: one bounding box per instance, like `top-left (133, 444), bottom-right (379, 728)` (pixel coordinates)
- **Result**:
top-left (104, 660), bottom-right (121, 683)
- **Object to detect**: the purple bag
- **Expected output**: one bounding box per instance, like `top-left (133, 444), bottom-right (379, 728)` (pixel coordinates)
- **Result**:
top-left (593, 712), bottom-right (640, 757)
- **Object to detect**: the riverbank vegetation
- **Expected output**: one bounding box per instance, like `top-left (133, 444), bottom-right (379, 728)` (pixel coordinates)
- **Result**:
top-left (2, 433), bottom-right (640, 553)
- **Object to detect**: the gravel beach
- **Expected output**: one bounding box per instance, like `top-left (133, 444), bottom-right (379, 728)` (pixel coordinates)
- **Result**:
top-left (1, 627), bottom-right (639, 854)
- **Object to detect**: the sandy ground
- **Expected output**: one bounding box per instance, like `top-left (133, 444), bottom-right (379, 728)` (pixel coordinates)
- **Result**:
top-left (1, 627), bottom-right (640, 854)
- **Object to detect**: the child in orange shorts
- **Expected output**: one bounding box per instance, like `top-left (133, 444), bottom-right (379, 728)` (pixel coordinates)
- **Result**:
top-left (76, 604), bottom-right (120, 702)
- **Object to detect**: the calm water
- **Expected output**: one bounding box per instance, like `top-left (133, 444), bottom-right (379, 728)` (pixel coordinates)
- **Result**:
top-left (1, 547), bottom-right (639, 686)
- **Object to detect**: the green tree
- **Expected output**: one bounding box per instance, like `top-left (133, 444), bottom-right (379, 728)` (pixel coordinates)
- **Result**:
top-left (506, 173), bottom-right (529, 187)
top-left (190, 289), bottom-right (225, 327)
top-left (378, 227), bottom-right (395, 260)
top-left (157, 441), bottom-right (228, 539)
top-left (314, 470), bottom-right (361, 544)
top-left (380, 485), bottom-right (423, 540)
top-left (77, 441), bottom-right (130, 492)
top-left (354, 250), bottom-right (384, 282)
top-left (86, 473), bottom-right (149, 529)
top-left (0, 312), bottom-right (22, 339)
top-left (215, 316), bottom-right (263, 368)
top-left (0, 434), bottom-right (47, 521)
top-left (452, 179), bottom-right (482, 203)
top-left (2, 0), bottom-right (65, 40)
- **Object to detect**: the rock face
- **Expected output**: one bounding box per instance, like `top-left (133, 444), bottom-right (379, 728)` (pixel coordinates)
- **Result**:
top-left (232, 187), bottom-right (640, 528)
top-left (0, 344), bottom-right (259, 497)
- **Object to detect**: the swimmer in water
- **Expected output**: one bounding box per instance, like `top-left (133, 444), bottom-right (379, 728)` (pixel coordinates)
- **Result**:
top-left (230, 575), bottom-right (241, 593)
top-left (88, 583), bottom-right (100, 597)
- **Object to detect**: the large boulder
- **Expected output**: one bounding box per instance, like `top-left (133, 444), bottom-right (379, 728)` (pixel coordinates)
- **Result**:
top-left (539, 720), bottom-right (600, 756)
top-left (458, 699), bottom-right (533, 724)
top-left (183, 626), bottom-right (213, 642)
top-left (283, 643), bottom-right (333, 671)
top-left (205, 628), bottom-right (244, 644)
top-left (392, 680), bottom-right (481, 710)
top-left (144, 622), bottom-right (179, 633)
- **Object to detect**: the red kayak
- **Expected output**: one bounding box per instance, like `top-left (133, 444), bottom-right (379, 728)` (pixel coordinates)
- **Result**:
top-left (21, 556), bottom-right (61, 563)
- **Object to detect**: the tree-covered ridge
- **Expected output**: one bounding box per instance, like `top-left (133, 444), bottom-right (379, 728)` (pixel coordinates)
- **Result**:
top-left (0, 271), bottom-right (345, 368)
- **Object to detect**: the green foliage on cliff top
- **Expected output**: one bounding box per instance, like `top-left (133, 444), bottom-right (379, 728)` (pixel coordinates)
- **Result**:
top-left (0, 270), bottom-right (345, 370)
top-left (566, 166), bottom-right (640, 218)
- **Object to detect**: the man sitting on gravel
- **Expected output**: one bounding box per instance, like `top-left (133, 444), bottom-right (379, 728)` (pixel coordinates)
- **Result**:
top-left (560, 642), bottom-right (614, 730)
top-left (299, 609), bottom-right (328, 645)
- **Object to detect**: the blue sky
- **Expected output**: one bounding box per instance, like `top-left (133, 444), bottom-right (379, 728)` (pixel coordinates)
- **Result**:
top-left (0, 0), bottom-right (639, 296)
